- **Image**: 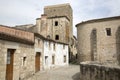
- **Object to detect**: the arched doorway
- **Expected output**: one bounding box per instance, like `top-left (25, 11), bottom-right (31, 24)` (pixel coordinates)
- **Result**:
top-left (90, 29), bottom-right (97, 61)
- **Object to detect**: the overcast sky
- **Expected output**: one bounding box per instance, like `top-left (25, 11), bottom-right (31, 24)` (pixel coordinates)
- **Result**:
top-left (0, 0), bottom-right (120, 36)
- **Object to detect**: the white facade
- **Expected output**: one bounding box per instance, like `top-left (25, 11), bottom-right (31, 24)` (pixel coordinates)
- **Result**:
top-left (43, 40), bottom-right (69, 69)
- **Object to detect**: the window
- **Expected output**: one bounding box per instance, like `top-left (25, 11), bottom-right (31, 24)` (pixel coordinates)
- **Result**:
top-left (47, 35), bottom-right (50, 39)
top-left (45, 56), bottom-right (48, 65)
top-left (53, 43), bottom-right (56, 50)
top-left (7, 49), bottom-right (15, 64)
top-left (23, 57), bottom-right (26, 66)
top-left (38, 39), bottom-right (40, 47)
top-left (49, 42), bottom-right (51, 50)
top-left (106, 28), bottom-right (111, 36)
top-left (52, 56), bottom-right (55, 64)
top-left (76, 54), bottom-right (78, 59)
top-left (7, 50), bottom-right (11, 64)
top-left (55, 21), bottom-right (58, 26)
top-left (63, 45), bottom-right (65, 49)
top-left (55, 35), bottom-right (59, 40)
top-left (64, 55), bottom-right (66, 63)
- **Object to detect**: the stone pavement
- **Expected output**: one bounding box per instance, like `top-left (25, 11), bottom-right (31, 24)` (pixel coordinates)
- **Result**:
top-left (27, 65), bottom-right (80, 80)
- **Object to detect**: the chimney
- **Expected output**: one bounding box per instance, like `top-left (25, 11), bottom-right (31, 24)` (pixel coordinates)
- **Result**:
top-left (41, 14), bottom-right (47, 19)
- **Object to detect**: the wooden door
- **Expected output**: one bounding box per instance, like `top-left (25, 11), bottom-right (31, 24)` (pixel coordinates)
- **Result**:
top-left (35, 52), bottom-right (40, 72)
top-left (6, 49), bottom-right (15, 80)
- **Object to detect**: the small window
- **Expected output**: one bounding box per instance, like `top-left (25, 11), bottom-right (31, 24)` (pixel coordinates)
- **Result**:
top-left (53, 43), bottom-right (56, 50)
top-left (64, 55), bottom-right (66, 63)
top-left (106, 28), bottom-right (111, 36)
top-left (45, 56), bottom-right (48, 65)
top-left (38, 39), bottom-right (40, 47)
top-left (23, 57), bottom-right (26, 66)
top-left (55, 21), bottom-right (58, 26)
top-left (52, 56), bottom-right (55, 64)
top-left (23, 57), bottom-right (26, 65)
top-left (76, 54), bottom-right (78, 59)
top-left (7, 51), bottom-right (11, 64)
top-left (47, 35), bottom-right (50, 39)
top-left (63, 45), bottom-right (65, 49)
top-left (55, 35), bottom-right (59, 40)
top-left (49, 42), bottom-right (51, 50)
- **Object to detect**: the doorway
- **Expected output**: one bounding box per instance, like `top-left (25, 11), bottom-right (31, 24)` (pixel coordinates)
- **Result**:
top-left (6, 49), bottom-right (15, 80)
top-left (35, 52), bottom-right (41, 72)
top-left (52, 55), bottom-right (55, 64)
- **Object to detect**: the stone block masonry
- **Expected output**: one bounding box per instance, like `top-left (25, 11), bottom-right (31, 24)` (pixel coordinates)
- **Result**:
top-left (80, 62), bottom-right (120, 80)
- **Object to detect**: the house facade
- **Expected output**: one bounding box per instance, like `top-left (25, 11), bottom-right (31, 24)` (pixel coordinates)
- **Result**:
top-left (0, 25), bottom-right (35, 80)
top-left (43, 40), bottom-right (69, 69)
top-left (76, 16), bottom-right (120, 65)
top-left (0, 25), bottom-right (69, 80)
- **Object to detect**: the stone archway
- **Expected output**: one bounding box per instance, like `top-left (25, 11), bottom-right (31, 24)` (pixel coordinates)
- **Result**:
top-left (90, 29), bottom-right (97, 61)
top-left (116, 27), bottom-right (120, 65)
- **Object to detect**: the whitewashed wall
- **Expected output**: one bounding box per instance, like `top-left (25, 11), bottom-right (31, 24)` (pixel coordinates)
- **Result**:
top-left (43, 40), bottom-right (68, 69)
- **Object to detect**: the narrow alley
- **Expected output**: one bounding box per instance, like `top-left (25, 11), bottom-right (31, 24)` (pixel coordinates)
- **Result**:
top-left (27, 65), bottom-right (80, 80)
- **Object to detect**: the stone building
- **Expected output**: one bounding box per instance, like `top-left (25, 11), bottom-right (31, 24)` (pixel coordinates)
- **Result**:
top-left (14, 3), bottom-right (76, 63)
top-left (44, 3), bottom-right (73, 43)
top-left (0, 24), bottom-right (69, 80)
top-left (0, 25), bottom-right (35, 80)
top-left (36, 3), bottom-right (73, 43)
top-left (0, 3), bottom-right (77, 80)
top-left (34, 33), bottom-right (69, 70)
top-left (69, 36), bottom-right (77, 62)
top-left (43, 39), bottom-right (68, 69)
top-left (76, 16), bottom-right (120, 65)
top-left (76, 16), bottom-right (120, 80)
top-left (35, 3), bottom-right (77, 62)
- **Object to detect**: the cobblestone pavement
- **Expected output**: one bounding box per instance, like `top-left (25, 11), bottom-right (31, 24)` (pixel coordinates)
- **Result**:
top-left (27, 65), bottom-right (80, 80)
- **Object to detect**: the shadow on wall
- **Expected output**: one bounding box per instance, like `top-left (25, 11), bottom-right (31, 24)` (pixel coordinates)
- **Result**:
top-left (72, 72), bottom-right (80, 80)
top-left (90, 29), bottom-right (97, 61)
top-left (116, 27), bottom-right (120, 65)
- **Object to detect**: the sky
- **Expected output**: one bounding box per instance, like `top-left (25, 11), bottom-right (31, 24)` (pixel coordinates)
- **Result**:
top-left (0, 0), bottom-right (120, 36)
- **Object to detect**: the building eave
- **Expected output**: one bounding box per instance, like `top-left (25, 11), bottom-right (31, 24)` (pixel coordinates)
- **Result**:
top-left (76, 16), bottom-right (120, 27)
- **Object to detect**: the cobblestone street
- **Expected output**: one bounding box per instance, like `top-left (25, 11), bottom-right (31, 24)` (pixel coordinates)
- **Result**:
top-left (27, 65), bottom-right (80, 80)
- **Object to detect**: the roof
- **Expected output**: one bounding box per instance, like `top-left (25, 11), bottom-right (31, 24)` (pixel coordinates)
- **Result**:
top-left (76, 16), bottom-right (120, 27)
top-left (14, 24), bottom-right (35, 32)
top-left (0, 25), bottom-right (68, 45)
top-left (0, 25), bottom-right (34, 45)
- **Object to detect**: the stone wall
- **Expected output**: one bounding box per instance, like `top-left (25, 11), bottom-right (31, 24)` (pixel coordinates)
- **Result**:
top-left (80, 62), bottom-right (120, 80)
top-left (44, 3), bottom-right (73, 44)
top-left (0, 40), bottom-right (35, 80)
top-left (34, 36), bottom-right (44, 70)
top-left (36, 3), bottom-right (73, 44)
top-left (44, 3), bottom-right (72, 22)
top-left (76, 17), bottom-right (120, 64)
